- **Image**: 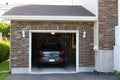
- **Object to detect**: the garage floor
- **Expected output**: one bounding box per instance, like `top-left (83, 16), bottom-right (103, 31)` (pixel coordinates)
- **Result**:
top-left (31, 65), bottom-right (76, 74)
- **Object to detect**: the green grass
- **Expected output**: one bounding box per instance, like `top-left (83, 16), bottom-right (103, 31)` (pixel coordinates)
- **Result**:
top-left (0, 72), bottom-right (10, 80)
top-left (0, 60), bottom-right (9, 72)
top-left (0, 60), bottom-right (10, 80)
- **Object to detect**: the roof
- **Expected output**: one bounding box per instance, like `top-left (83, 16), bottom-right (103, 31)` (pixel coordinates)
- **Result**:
top-left (3, 5), bottom-right (95, 16)
top-left (2, 5), bottom-right (97, 21)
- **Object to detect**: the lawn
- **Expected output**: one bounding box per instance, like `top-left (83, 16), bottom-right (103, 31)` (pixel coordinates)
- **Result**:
top-left (0, 73), bottom-right (10, 80)
top-left (0, 60), bottom-right (10, 80)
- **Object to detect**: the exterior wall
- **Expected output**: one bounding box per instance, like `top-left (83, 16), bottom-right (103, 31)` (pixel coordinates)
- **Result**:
top-left (72, 0), bottom-right (98, 15)
top-left (72, 0), bottom-right (83, 5)
top-left (94, 0), bottom-right (118, 72)
top-left (95, 50), bottom-right (114, 72)
top-left (82, 0), bottom-right (98, 15)
top-left (11, 21), bottom-right (94, 68)
top-left (114, 0), bottom-right (120, 72)
top-left (114, 46), bottom-right (120, 71)
top-left (99, 0), bottom-right (118, 50)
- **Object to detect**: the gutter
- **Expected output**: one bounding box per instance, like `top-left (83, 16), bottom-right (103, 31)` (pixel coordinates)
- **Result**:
top-left (1, 15), bottom-right (97, 21)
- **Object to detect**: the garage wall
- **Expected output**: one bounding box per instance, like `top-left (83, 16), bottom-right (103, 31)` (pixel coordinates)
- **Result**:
top-left (11, 21), bottom-right (94, 68)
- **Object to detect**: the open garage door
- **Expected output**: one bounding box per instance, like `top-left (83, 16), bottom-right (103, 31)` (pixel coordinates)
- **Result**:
top-left (29, 30), bottom-right (79, 74)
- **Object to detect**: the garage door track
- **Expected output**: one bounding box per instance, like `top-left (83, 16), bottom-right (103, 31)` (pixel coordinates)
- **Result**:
top-left (6, 73), bottom-right (119, 80)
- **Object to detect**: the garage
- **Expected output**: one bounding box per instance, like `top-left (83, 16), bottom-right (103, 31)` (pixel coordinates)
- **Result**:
top-left (29, 30), bottom-right (79, 74)
top-left (2, 5), bottom-right (96, 74)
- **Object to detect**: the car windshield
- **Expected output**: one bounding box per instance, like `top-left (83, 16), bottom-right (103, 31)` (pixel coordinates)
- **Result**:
top-left (42, 43), bottom-right (62, 51)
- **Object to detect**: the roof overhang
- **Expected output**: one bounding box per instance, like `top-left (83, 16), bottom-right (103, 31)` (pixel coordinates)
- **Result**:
top-left (1, 15), bottom-right (97, 21)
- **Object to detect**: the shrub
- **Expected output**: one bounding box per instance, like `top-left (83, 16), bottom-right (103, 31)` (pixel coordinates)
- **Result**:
top-left (115, 71), bottom-right (120, 79)
top-left (0, 22), bottom-right (10, 37)
top-left (0, 41), bottom-right (10, 62)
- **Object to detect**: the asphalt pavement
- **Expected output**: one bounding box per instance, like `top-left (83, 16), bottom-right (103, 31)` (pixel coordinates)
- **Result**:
top-left (6, 72), bottom-right (119, 80)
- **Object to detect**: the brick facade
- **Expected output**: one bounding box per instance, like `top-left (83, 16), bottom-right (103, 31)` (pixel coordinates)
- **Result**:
top-left (99, 0), bottom-right (118, 50)
top-left (11, 21), bottom-right (94, 67)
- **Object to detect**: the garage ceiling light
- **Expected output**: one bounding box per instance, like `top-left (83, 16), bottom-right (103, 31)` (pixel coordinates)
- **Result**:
top-left (51, 32), bottom-right (55, 35)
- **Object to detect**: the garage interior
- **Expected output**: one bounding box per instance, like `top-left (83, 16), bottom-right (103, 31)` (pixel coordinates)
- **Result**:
top-left (31, 32), bottom-right (76, 73)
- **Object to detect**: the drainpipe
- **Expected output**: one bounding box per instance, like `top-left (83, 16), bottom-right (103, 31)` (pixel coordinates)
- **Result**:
top-left (115, 0), bottom-right (120, 46)
top-left (114, 0), bottom-right (120, 71)
top-left (118, 0), bottom-right (120, 27)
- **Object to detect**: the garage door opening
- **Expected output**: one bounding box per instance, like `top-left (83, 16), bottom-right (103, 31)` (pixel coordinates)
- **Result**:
top-left (29, 30), bottom-right (79, 74)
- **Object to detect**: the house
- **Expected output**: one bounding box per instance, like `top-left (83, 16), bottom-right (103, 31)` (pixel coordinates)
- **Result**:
top-left (2, 0), bottom-right (119, 74)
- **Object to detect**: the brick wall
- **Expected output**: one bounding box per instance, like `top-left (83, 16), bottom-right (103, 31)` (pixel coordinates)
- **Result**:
top-left (99, 0), bottom-right (118, 50)
top-left (11, 21), bottom-right (94, 67)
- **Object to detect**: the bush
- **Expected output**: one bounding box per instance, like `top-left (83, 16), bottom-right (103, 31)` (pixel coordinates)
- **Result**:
top-left (0, 22), bottom-right (10, 37)
top-left (115, 71), bottom-right (120, 79)
top-left (0, 41), bottom-right (10, 62)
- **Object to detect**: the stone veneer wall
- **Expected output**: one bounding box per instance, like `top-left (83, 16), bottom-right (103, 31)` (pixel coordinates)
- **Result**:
top-left (99, 0), bottom-right (118, 50)
top-left (11, 21), bottom-right (94, 67)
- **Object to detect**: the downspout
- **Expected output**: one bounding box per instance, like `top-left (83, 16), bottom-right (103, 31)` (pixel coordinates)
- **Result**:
top-left (114, 0), bottom-right (120, 71)
top-left (115, 0), bottom-right (120, 46)
top-left (118, 0), bottom-right (120, 27)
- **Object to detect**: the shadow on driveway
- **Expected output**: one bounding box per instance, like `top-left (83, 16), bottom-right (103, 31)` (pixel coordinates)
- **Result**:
top-left (6, 72), bottom-right (119, 80)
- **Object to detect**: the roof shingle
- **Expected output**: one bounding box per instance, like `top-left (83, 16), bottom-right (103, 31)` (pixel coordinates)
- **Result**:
top-left (3, 5), bottom-right (95, 16)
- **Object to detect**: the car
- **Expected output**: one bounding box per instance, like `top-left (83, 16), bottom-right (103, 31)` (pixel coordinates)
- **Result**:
top-left (37, 42), bottom-right (65, 67)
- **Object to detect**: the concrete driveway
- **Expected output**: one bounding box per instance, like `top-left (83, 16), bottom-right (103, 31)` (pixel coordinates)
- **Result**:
top-left (6, 73), bottom-right (119, 80)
